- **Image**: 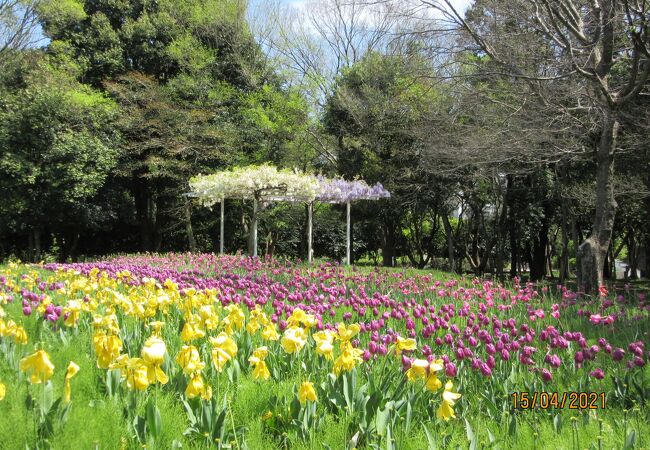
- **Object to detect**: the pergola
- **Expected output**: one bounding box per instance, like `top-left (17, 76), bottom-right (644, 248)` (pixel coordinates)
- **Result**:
top-left (189, 165), bottom-right (389, 264)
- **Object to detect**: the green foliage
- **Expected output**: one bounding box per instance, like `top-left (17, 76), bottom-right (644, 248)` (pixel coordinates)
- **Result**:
top-left (0, 54), bottom-right (118, 246)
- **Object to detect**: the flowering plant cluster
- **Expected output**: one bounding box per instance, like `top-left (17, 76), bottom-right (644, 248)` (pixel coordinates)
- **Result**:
top-left (188, 165), bottom-right (391, 206)
top-left (1, 254), bottom-right (648, 448)
top-left (189, 164), bottom-right (321, 206)
top-left (316, 176), bottom-right (391, 203)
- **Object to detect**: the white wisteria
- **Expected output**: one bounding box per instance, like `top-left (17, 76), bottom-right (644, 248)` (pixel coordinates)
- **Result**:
top-left (189, 164), bottom-right (320, 206)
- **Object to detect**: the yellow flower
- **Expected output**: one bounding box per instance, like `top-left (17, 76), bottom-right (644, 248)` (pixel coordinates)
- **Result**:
top-left (93, 332), bottom-right (123, 369)
top-left (287, 308), bottom-right (316, 329)
top-left (248, 346), bottom-right (270, 380)
top-left (125, 358), bottom-right (150, 391)
top-left (198, 305), bottom-right (220, 330)
top-left (406, 359), bottom-right (430, 381)
top-left (108, 354), bottom-right (130, 375)
top-left (176, 345), bottom-right (205, 375)
top-left (224, 305), bottom-right (245, 331)
top-left (64, 361), bottom-right (80, 403)
top-left (0, 382), bottom-right (5, 400)
top-left (261, 411), bottom-right (273, 421)
top-left (425, 373), bottom-right (442, 392)
top-left (20, 350), bottom-right (55, 384)
top-left (333, 345), bottom-right (364, 376)
top-left (141, 336), bottom-right (166, 366)
top-left (248, 346), bottom-right (269, 365)
top-left (12, 325), bottom-right (28, 344)
top-left (246, 306), bottom-right (269, 335)
top-left (312, 330), bottom-right (335, 360)
top-left (210, 332), bottom-right (238, 372)
top-left (141, 336), bottom-right (168, 385)
top-left (336, 323), bottom-right (360, 342)
top-left (148, 321), bottom-right (165, 335)
top-left (252, 361), bottom-right (270, 380)
top-left (181, 318), bottom-right (206, 342)
top-left (185, 372), bottom-right (208, 399)
top-left (261, 324), bottom-right (279, 341)
top-left (298, 381), bottom-right (317, 404)
top-left (281, 326), bottom-right (307, 354)
top-left (63, 300), bottom-right (82, 327)
top-left (437, 381), bottom-right (462, 421)
top-left (393, 336), bottom-right (417, 356)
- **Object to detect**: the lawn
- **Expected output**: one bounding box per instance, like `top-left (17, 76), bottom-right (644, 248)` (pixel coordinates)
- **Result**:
top-left (0, 253), bottom-right (648, 449)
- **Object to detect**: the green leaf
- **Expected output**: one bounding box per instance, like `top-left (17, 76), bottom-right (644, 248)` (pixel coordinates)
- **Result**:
top-left (146, 398), bottom-right (162, 441)
top-left (508, 414), bottom-right (517, 437)
top-left (623, 430), bottom-right (636, 450)
top-left (423, 425), bottom-right (438, 450)
top-left (465, 418), bottom-right (475, 443)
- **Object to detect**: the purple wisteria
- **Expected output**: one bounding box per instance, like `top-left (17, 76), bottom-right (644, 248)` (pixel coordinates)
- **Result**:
top-left (316, 176), bottom-right (390, 203)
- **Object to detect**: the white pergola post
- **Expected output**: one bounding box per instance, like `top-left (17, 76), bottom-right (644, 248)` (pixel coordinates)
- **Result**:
top-left (307, 202), bottom-right (313, 263)
top-left (346, 201), bottom-right (351, 265)
top-left (252, 197), bottom-right (258, 257)
top-left (219, 197), bottom-right (224, 255)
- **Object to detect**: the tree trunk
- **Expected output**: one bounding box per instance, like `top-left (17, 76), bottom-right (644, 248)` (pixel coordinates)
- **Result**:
top-left (381, 221), bottom-right (395, 267)
top-left (185, 200), bottom-right (197, 252)
top-left (530, 220), bottom-right (549, 281)
top-left (441, 213), bottom-right (455, 273)
top-left (577, 112), bottom-right (619, 295)
top-left (134, 179), bottom-right (153, 252)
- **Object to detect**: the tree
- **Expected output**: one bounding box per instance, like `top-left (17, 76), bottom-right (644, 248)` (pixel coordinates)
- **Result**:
top-left (401, 0), bottom-right (650, 293)
top-left (324, 51), bottom-right (449, 266)
top-left (0, 0), bottom-right (42, 69)
top-left (0, 54), bottom-right (118, 260)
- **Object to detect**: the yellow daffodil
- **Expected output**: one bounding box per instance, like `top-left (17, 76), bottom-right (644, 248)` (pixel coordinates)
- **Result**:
top-left (198, 305), bottom-right (220, 330)
top-left (248, 346), bottom-right (269, 365)
top-left (406, 359), bottom-right (430, 381)
top-left (298, 381), bottom-right (317, 404)
top-left (12, 325), bottom-right (28, 344)
top-left (210, 332), bottom-right (238, 372)
top-left (246, 306), bottom-right (269, 334)
top-left (20, 350), bottom-right (55, 384)
top-left (176, 345), bottom-right (205, 375)
top-left (425, 373), bottom-right (442, 392)
top-left (0, 382), bottom-right (5, 400)
top-left (281, 326), bottom-right (307, 354)
top-left (64, 361), bottom-right (80, 403)
top-left (437, 381), bottom-right (462, 420)
top-left (313, 330), bottom-right (335, 360)
top-left (393, 336), bottom-right (417, 356)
